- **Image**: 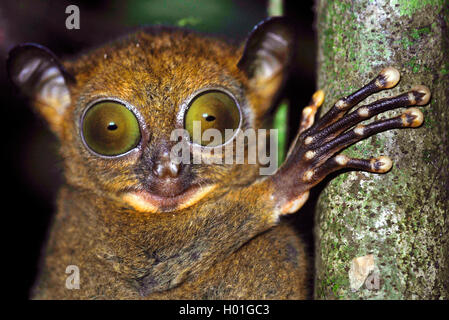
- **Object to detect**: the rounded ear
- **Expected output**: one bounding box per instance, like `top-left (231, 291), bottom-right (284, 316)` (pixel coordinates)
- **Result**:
top-left (238, 17), bottom-right (296, 115)
top-left (7, 43), bottom-right (75, 135)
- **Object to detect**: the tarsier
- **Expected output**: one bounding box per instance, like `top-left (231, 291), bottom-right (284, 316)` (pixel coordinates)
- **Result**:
top-left (8, 17), bottom-right (430, 299)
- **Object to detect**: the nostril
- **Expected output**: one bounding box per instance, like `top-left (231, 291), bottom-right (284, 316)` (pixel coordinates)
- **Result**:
top-left (153, 163), bottom-right (165, 177)
top-left (168, 162), bottom-right (180, 177)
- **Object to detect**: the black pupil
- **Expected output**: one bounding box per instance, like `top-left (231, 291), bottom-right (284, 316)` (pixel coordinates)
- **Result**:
top-left (107, 122), bottom-right (118, 131)
top-left (203, 114), bottom-right (216, 122)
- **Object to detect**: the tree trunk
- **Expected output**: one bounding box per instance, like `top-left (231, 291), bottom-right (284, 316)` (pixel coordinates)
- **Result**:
top-left (314, 0), bottom-right (449, 299)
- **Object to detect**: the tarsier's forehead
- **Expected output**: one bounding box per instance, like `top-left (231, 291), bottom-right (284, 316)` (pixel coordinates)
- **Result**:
top-left (68, 27), bottom-right (243, 85)
top-left (67, 27), bottom-right (246, 116)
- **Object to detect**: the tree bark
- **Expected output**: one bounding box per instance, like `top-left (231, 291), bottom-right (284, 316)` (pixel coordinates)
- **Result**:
top-left (314, 0), bottom-right (449, 299)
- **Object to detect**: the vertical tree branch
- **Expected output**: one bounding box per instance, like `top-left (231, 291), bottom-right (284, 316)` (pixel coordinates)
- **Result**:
top-left (314, 0), bottom-right (449, 299)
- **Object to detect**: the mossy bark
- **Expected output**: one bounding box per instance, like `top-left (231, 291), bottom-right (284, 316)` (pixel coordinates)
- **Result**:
top-left (314, 0), bottom-right (449, 299)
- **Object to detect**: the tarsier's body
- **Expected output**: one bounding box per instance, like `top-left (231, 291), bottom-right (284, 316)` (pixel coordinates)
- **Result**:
top-left (8, 18), bottom-right (430, 299)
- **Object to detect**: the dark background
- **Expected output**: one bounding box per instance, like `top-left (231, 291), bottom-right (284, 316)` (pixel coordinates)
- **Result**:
top-left (0, 0), bottom-right (317, 299)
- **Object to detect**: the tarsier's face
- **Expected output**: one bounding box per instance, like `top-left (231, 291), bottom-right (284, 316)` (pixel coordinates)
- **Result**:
top-left (67, 30), bottom-right (253, 213)
top-left (9, 23), bottom-right (292, 213)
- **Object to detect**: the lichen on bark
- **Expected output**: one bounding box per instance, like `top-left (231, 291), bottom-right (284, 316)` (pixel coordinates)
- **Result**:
top-left (314, 0), bottom-right (449, 299)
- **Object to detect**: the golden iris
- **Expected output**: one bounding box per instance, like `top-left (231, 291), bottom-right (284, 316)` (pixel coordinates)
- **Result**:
top-left (82, 101), bottom-right (141, 156)
top-left (185, 91), bottom-right (240, 146)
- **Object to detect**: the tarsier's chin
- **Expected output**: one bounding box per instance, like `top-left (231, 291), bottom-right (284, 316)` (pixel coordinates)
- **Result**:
top-left (8, 17), bottom-right (430, 299)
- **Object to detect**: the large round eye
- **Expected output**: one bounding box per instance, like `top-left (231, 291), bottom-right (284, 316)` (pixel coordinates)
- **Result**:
top-left (184, 90), bottom-right (240, 146)
top-left (82, 101), bottom-right (141, 156)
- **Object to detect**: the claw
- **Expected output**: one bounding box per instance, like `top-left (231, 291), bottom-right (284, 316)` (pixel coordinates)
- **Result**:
top-left (371, 156), bottom-right (393, 173)
top-left (401, 107), bottom-right (424, 127)
top-left (378, 67), bottom-right (400, 89)
top-left (411, 85), bottom-right (431, 105)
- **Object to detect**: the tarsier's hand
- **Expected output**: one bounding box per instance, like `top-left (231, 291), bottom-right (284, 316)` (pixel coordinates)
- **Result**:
top-left (269, 67), bottom-right (430, 215)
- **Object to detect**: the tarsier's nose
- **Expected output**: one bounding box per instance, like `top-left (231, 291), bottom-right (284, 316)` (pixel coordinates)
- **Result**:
top-left (152, 151), bottom-right (180, 179)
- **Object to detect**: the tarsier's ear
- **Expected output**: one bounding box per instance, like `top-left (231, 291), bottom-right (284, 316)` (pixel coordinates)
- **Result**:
top-left (7, 43), bottom-right (75, 135)
top-left (238, 17), bottom-right (296, 115)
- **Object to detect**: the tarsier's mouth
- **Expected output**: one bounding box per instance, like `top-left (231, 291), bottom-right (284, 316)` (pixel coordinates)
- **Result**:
top-left (122, 184), bottom-right (216, 213)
